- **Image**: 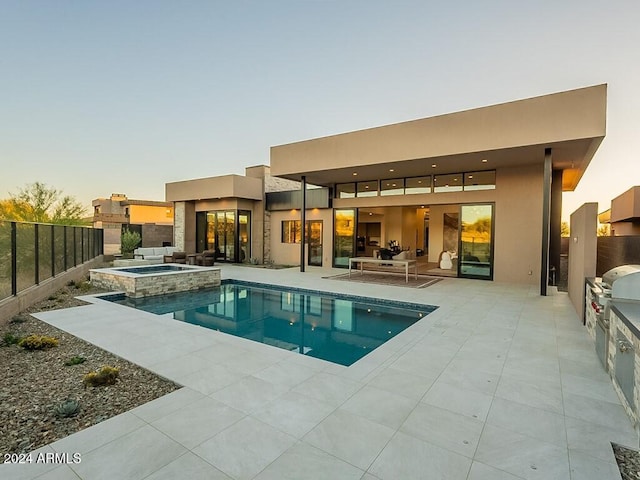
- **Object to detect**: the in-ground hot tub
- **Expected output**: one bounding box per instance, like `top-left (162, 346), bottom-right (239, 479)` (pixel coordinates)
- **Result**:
top-left (90, 264), bottom-right (221, 298)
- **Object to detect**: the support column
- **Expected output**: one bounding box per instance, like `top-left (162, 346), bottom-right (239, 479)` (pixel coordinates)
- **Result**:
top-left (300, 176), bottom-right (306, 272)
top-left (549, 169), bottom-right (563, 286)
top-left (540, 148), bottom-right (552, 295)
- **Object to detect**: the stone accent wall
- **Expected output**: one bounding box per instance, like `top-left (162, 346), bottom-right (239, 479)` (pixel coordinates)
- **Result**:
top-left (264, 174), bottom-right (301, 193)
top-left (173, 202), bottom-right (186, 251)
top-left (90, 266), bottom-right (221, 298)
top-left (263, 210), bottom-right (272, 264)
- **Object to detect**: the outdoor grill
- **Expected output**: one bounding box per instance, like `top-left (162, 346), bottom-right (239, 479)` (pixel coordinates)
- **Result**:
top-left (589, 265), bottom-right (640, 371)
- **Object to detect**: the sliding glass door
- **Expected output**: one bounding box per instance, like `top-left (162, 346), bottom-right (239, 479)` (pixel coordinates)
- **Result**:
top-left (195, 209), bottom-right (251, 263)
top-left (333, 209), bottom-right (356, 267)
top-left (459, 204), bottom-right (494, 279)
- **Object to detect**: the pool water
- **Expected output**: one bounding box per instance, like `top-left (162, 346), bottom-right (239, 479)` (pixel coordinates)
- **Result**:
top-left (105, 280), bottom-right (436, 366)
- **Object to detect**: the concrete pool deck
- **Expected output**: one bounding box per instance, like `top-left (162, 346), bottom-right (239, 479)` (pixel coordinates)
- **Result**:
top-left (2, 265), bottom-right (638, 480)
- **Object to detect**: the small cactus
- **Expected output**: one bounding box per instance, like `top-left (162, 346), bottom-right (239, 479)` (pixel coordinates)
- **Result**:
top-left (55, 398), bottom-right (80, 418)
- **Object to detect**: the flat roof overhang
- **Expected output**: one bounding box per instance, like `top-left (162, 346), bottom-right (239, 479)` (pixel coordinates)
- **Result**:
top-left (270, 84), bottom-right (606, 192)
top-left (165, 174), bottom-right (263, 202)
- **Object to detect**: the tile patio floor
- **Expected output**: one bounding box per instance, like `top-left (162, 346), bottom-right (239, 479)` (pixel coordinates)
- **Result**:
top-left (2, 265), bottom-right (638, 480)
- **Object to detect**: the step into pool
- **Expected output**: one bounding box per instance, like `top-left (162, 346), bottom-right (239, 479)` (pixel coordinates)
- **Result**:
top-left (103, 280), bottom-right (437, 366)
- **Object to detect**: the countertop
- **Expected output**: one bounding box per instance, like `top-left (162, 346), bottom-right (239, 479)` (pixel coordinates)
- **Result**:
top-left (611, 300), bottom-right (640, 340)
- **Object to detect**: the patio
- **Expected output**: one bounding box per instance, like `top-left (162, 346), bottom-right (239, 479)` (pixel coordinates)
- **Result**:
top-left (2, 264), bottom-right (637, 480)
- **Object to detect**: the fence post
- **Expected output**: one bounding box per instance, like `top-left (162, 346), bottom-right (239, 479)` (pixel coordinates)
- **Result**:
top-left (35, 223), bottom-right (39, 285)
top-left (11, 222), bottom-right (17, 296)
top-left (51, 224), bottom-right (55, 277)
top-left (63, 225), bottom-right (67, 271)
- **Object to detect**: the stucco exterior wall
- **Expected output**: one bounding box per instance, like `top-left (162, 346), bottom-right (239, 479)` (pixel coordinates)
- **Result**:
top-left (269, 209), bottom-right (333, 266)
top-left (492, 163), bottom-right (544, 285)
top-left (568, 203), bottom-right (598, 318)
top-left (129, 204), bottom-right (173, 225)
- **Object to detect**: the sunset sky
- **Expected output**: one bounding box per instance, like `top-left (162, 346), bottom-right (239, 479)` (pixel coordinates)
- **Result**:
top-left (2, 1), bottom-right (639, 220)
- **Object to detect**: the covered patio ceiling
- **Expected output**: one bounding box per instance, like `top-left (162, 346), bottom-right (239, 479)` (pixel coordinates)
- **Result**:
top-left (270, 84), bottom-right (607, 192)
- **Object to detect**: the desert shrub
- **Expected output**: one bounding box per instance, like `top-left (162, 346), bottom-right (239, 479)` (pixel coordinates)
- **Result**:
top-left (83, 366), bottom-right (119, 387)
top-left (66, 280), bottom-right (76, 288)
top-left (19, 334), bottom-right (59, 350)
top-left (9, 315), bottom-right (28, 324)
top-left (64, 356), bottom-right (86, 366)
top-left (2, 332), bottom-right (22, 346)
top-left (54, 398), bottom-right (81, 418)
top-left (47, 295), bottom-right (57, 301)
top-left (77, 280), bottom-right (92, 292)
top-left (121, 229), bottom-right (141, 256)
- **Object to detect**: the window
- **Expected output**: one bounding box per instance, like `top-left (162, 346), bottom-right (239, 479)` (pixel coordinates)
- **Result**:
top-left (357, 181), bottom-right (378, 197)
top-left (406, 176), bottom-right (431, 194)
top-left (433, 174), bottom-right (463, 193)
top-left (282, 220), bottom-right (301, 243)
top-left (464, 171), bottom-right (496, 191)
top-left (336, 183), bottom-right (356, 198)
top-left (380, 178), bottom-right (405, 196)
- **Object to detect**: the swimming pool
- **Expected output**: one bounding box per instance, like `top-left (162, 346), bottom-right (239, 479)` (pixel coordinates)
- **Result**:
top-left (104, 280), bottom-right (436, 366)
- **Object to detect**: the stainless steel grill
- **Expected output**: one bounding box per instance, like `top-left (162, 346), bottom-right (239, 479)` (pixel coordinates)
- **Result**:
top-left (589, 265), bottom-right (640, 371)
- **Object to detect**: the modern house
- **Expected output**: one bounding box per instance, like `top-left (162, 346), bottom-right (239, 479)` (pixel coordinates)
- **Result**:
top-left (167, 84), bottom-right (607, 295)
top-left (599, 186), bottom-right (640, 236)
top-left (92, 193), bottom-right (174, 254)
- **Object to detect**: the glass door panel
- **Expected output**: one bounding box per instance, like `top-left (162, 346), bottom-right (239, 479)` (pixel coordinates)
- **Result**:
top-left (225, 211), bottom-right (235, 262)
top-left (239, 211), bottom-right (250, 263)
top-left (215, 212), bottom-right (226, 261)
top-left (459, 204), bottom-right (493, 279)
top-left (333, 209), bottom-right (355, 267)
top-left (307, 220), bottom-right (322, 266)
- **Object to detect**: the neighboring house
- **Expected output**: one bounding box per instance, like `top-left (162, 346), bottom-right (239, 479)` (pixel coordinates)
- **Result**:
top-left (600, 186), bottom-right (640, 236)
top-left (596, 186), bottom-right (640, 275)
top-left (92, 193), bottom-right (174, 255)
top-left (167, 84), bottom-right (607, 295)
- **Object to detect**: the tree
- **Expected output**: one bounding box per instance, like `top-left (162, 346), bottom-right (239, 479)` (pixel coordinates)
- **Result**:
top-left (597, 224), bottom-right (610, 237)
top-left (121, 229), bottom-right (141, 256)
top-left (0, 182), bottom-right (87, 225)
top-left (561, 221), bottom-right (570, 237)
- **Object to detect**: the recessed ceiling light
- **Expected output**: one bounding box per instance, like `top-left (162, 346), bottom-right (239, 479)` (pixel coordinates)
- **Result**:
top-left (389, 168), bottom-right (394, 172)
top-left (353, 172), bottom-right (358, 176)
top-left (369, 212), bottom-right (373, 216)
top-left (420, 205), bottom-right (425, 208)
top-left (418, 180), bottom-right (422, 184)
top-left (365, 185), bottom-right (369, 189)
top-left (468, 175), bottom-right (474, 179)
top-left (392, 183), bottom-right (396, 187)
top-left (481, 159), bottom-right (488, 163)
top-left (431, 164), bottom-right (437, 168)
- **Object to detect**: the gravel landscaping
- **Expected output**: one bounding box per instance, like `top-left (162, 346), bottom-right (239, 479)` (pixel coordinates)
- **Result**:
top-left (0, 281), bottom-right (180, 457)
top-left (1, 277), bottom-right (639, 479)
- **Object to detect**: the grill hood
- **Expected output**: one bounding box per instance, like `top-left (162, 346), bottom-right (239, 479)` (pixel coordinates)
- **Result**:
top-left (602, 265), bottom-right (640, 300)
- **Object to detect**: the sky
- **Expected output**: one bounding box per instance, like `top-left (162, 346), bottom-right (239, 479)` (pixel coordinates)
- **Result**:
top-left (1, 0), bottom-right (639, 221)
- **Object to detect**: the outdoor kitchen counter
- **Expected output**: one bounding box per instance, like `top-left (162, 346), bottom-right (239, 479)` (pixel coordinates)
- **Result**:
top-left (611, 300), bottom-right (640, 340)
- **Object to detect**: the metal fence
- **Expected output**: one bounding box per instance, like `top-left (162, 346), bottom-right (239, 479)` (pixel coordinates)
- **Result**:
top-left (0, 220), bottom-right (104, 302)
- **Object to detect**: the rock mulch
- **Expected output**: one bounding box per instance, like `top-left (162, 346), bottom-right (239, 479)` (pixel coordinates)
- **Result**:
top-left (614, 443), bottom-right (640, 480)
top-left (0, 281), bottom-right (179, 457)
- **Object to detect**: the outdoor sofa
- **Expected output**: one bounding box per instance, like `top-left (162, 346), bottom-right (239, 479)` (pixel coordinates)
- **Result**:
top-left (133, 246), bottom-right (179, 263)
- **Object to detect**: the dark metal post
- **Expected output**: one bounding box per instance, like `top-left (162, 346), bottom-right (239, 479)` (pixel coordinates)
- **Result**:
top-left (300, 175), bottom-right (307, 272)
top-left (11, 222), bottom-right (17, 296)
top-left (63, 226), bottom-right (67, 271)
top-left (34, 223), bottom-right (39, 285)
top-left (51, 225), bottom-right (55, 277)
top-left (540, 148), bottom-right (552, 295)
top-left (73, 227), bottom-right (77, 267)
top-left (81, 227), bottom-right (85, 263)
